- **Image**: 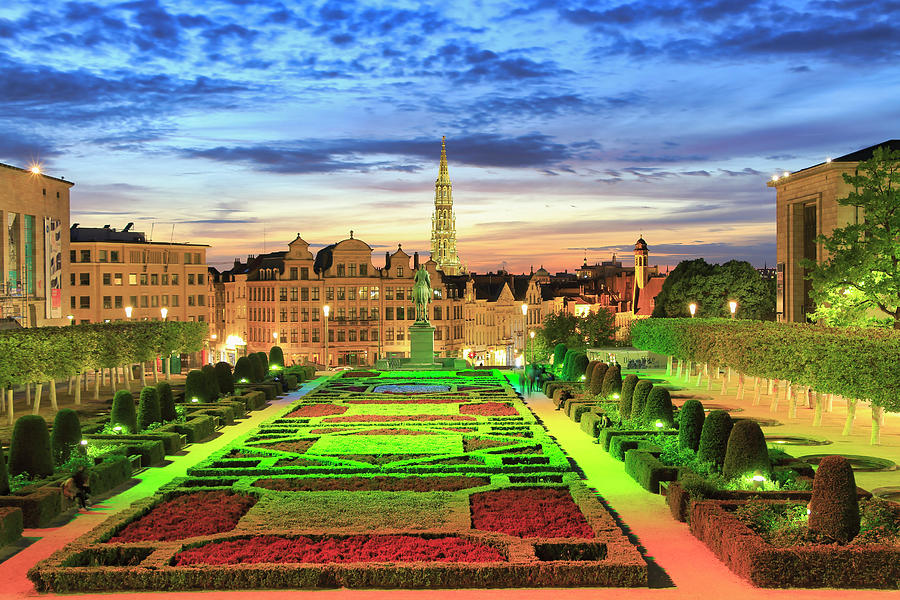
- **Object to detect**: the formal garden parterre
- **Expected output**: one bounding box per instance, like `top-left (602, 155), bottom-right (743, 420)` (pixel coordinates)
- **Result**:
top-left (29, 370), bottom-right (648, 591)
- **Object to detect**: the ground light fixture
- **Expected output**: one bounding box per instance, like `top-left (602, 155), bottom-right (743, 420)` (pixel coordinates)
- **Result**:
top-left (113, 426), bottom-right (122, 433)
top-left (728, 300), bottom-right (737, 318)
top-left (191, 397), bottom-right (199, 403)
top-left (689, 303), bottom-right (696, 317)
top-left (80, 440), bottom-right (88, 446)
top-left (654, 421), bottom-right (665, 428)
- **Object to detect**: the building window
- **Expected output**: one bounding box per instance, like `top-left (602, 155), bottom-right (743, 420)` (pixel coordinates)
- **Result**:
top-left (397, 329), bottom-right (405, 341)
top-left (397, 307), bottom-right (405, 321)
top-left (337, 307), bottom-right (345, 320)
top-left (172, 274), bottom-right (179, 285)
top-left (360, 307), bottom-right (368, 320)
top-left (301, 307), bottom-right (308, 321)
top-left (291, 287), bottom-right (298, 301)
top-left (161, 295), bottom-right (168, 306)
top-left (371, 329), bottom-right (378, 341)
top-left (290, 267), bottom-right (298, 280)
top-left (311, 287), bottom-right (319, 301)
top-left (80, 250), bottom-right (91, 263)
top-left (386, 287), bottom-right (393, 300)
top-left (385, 307), bottom-right (394, 320)
top-left (188, 273), bottom-right (195, 285)
top-left (348, 264), bottom-right (356, 276)
top-left (103, 296), bottom-right (112, 309)
top-left (336, 264), bottom-right (345, 277)
top-left (337, 287), bottom-right (345, 300)
top-left (434, 306), bottom-right (442, 320)
top-left (161, 274), bottom-right (168, 285)
top-left (370, 307), bottom-right (379, 320)
top-left (151, 295), bottom-right (159, 307)
top-left (280, 287), bottom-right (287, 301)
top-left (184, 253), bottom-right (192, 265)
top-left (360, 329), bottom-right (368, 341)
top-left (311, 307), bottom-right (319, 321)
top-left (198, 273), bottom-right (205, 285)
top-left (359, 264), bottom-right (367, 276)
top-left (110, 250), bottom-right (120, 263)
top-left (290, 307), bottom-right (297, 321)
top-left (294, 329), bottom-right (301, 343)
top-left (337, 330), bottom-right (345, 342)
top-left (70, 273), bottom-right (76, 286)
top-left (140, 295), bottom-right (148, 308)
top-left (98, 250), bottom-right (108, 263)
top-left (328, 329), bottom-right (334, 342)
top-left (359, 286), bottom-right (367, 299)
top-left (280, 308), bottom-right (287, 322)
top-left (188, 295), bottom-right (195, 306)
top-left (348, 307), bottom-right (356, 320)
top-left (139, 274), bottom-right (148, 285)
top-left (326, 287), bottom-right (334, 301)
top-left (151, 273), bottom-right (159, 285)
top-left (349, 329), bottom-right (357, 341)
top-left (78, 272), bottom-right (89, 286)
top-left (396, 288), bottom-right (405, 300)
top-left (348, 287), bottom-right (356, 301)
top-left (370, 286), bottom-right (379, 300)
top-left (70, 249), bottom-right (76, 263)
top-left (385, 328), bottom-right (393, 341)
top-left (79, 296), bottom-right (90, 308)
top-left (300, 267), bottom-right (309, 280)
top-left (198, 294), bottom-right (205, 306)
top-left (396, 266), bottom-right (403, 277)
top-left (130, 295), bottom-right (138, 307)
top-left (102, 273), bottom-right (111, 286)
top-left (312, 329), bottom-right (319, 342)
top-left (114, 296), bottom-right (122, 308)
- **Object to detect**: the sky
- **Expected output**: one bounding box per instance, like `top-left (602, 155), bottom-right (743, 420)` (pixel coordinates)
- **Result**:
top-left (1, 1), bottom-right (898, 273)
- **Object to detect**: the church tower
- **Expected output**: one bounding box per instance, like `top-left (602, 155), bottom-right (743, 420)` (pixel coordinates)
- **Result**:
top-left (631, 236), bottom-right (649, 312)
top-left (431, 136), bottom-right (463, 275)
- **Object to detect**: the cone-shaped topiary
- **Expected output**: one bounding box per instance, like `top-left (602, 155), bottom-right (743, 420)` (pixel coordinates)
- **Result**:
top-left (589, 362), bottom-right (609, 395)
top-left (619, 375), bottom-right (639, 419)
top-left (201, 364), bottom-right (220, 400)
top-left (584, 360), bottom-right (599, 382)
top-left (234, 356), bottom-right (253, 384)
top-left (214, 362), bottom-right (235, 395)
top-left (256, 351), bottom-right (270, 374)
top-left (677, 399), bottom-right (705, 451)
top-left (156, 381), bottom-right (176, 422)
top-left (641, 386), bottom-right (674, 428)
top-left (561, 349), bottom-right (576, 379)
top-left (269, 346), bottom-right (285, 370)
top-left (138, 386), bottom-right (161, 431)
top-left (631, 380), bottom-right (653, 422)
top-left (248, 353), bottom-right (265, 383)
top-left (553, 344), bottom-right (568, 369)
top-left (0, 446), bottom-right (8, 495)
top-left (51, 409), bottom-right (83, 466)
top-left (808, 455), bottom-right (860, 543)
top-left (111, 390), bottom-right (137, 434)
top-left (697, 410), bottom-right (733, 469)
top-left (722, 419), bottom-right (772, 480)
top-left (9, 415), bottom-right (54, 478)
top-left (601, 364), bottom-right (623, 399)
top-left (570, 353), bottom-right (590, 381)
top-left (184, 369), bottom-right (208, 403)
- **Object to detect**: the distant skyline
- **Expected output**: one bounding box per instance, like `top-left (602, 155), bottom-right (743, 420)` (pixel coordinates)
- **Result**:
top-left (1, 1), bottom-right (897, 272)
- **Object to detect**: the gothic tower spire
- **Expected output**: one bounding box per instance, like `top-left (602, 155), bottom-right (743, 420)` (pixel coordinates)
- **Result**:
top-left (431, 136), bottom-right (463, 275)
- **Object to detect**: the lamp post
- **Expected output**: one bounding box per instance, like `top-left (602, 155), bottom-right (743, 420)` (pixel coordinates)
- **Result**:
top-left (323, 305), bottom-right (330, 370)
top-left (729, 300), bottom-right (737, 319)
top-left (67, 314), bottom-right (74, 326)
top-left (272, 331), bottom-right (278, 343)
top-left (689, 303), bottom-right (696, 318)
top-left (521, 303), bottom-right (528, 394)
top-left (160, 307), bottom-right (168, 321)
top-left (124, 305), bottom-right (133, 320)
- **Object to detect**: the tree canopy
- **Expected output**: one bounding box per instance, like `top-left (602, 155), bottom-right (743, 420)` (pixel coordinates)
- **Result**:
top-left (534, 309), bottom-right (616, 354)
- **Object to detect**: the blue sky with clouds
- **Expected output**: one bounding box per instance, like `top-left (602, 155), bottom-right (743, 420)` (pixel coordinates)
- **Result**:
top-left (1, 0), bottom-right (897, 272)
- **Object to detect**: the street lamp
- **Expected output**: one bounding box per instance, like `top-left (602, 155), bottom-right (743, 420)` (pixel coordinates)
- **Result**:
top-left (67, 314), bottom-right (74, 326)
top-left (323, 305), bottom-right (330, 369)
top-left (124, 305), bottom-right (133, 320)
top-left (160, 307), bottom-right (168, 321)
top-left (521, 303), bottom-right (528, 394)
top-left (272, 331), bottom-right (278, 343)
top-left (729, 300), bottom-right (737, 319)
top-left (689, 303), bottom-right (696, 318)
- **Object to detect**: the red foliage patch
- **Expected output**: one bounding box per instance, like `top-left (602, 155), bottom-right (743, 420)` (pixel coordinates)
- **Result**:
top-left (108, 492), bottom-right (256, 543)
top-left (284, 404), bottom-right (348, 418)
top-left (349, 428), bottom-right (438, 436)
top-left (309, 427), bottom-right (350, 434)
top-left (345, 398), bottom-right (465, 404)
top-left (254, 439), bottom-right (316, 453)
top-left (470, 488), bottom-right (594, 539)
top-left (324, 415), bottom-right (476, 423)
top-left (253, 475), bottom-right (490, 492)
top-left (459, 402), bottom-right (518, 416)
top-left (463, 438), bottom-right (514, 452)
top-left (173, 534), bottom-right (505, 565)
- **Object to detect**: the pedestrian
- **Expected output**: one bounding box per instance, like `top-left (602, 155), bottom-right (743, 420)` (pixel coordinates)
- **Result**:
top-left (62, 465), bottom-right (91, 510)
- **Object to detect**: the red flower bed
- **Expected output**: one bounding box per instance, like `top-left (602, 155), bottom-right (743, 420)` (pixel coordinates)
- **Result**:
top-left (284, 404), bottom-right (347, 418)
top-left (174, 534), bottom-right (505, 565)
top-left (345, 398), bottom-right (465, 404)
top-left (324, 415), bottom-right (476, 423)
top-left (459, 402), bottom-right (518, 416)
top-left (471, 488), bottom-right (594, 538)
top-left (108, 492), bottom-right (256, 543)
top-left (254, 475), bottom-right (489, 492)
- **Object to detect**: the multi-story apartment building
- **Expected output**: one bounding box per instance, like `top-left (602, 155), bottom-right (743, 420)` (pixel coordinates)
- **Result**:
top-left (0, 162), bottom-right (72, 327)
top-left (68, 223), bottom-right (210, 324)
top-left (214, 233), bottom-right (467, 367)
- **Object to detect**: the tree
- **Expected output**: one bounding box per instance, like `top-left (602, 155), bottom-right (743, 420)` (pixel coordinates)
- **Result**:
top-left (804, 146), bottom-right (900, 328)
top-left (582, 309), bottom-right (616, 347)
top-left (538, 313), bottom-right (580, 349)
top-left (51, 409), bottom-right (83, 466)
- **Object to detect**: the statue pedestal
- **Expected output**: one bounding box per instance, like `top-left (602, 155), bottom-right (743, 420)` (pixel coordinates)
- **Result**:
top-left (408, 321), bottom-right (435, 365)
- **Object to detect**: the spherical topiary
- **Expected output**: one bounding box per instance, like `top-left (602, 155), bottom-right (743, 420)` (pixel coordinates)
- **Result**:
top-left (641, 386), bottom-right (674, 428)
top-left (677, 399), bottom-right (705, 451)
top-left (619, 375), bottom-right (639, 419)
top-left (569, 353), bottom-right (590, 381)
top-left (201, 364), bottom-right (220, 400)
top-left (601, 364), bottom-right (623, 399)
top-left (722, 419), bottom-right (772, 481)
top-left (184, 369), bottom-right (208, 403)
top-left (214, 362), bottom-right (235, 396)
top-left (51, 408), bottom-right (83, 466)
top-left (247, 353), bottom-right (265, 383)
top-left (110, 390), bottom-right (137, 434)
top-left (9, 415), bottom-right (54, 478)
top-left (156, 381), bottom-right (176, 422)
top-left (0, 446), bottom-right (9, 495)
top-left (589, 362), bottom-right (607, 395)
top-left (138, 386), bottom-right (162, 431)
top-left (630, 380), bottom-right (653, 422)
top-left (234, 356), bottom-right (253, 384)
top-left (697, 410), bottom-right (733, 469)
top-left (808, 455), bottom-right (860, 543)
top-left (553, 344), bottom-right (567, 368)
top-left (269, 346), bottom-right (285, 370)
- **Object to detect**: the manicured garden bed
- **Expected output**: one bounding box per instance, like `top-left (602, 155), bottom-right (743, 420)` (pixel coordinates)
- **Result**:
top-left (254, 475), bottom-right (490, 492)
top-left (471, 488), bottom-right (595, 538)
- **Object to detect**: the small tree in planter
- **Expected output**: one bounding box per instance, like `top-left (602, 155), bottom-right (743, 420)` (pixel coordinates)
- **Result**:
top-left (269, 346), bottom-right (285, 370)
top-left (722, 420), bottom-right (772, 481)
top-left (51, 409), bottom-right (83, 466)
top-left (619, 375), bottom-right (639, 419)
top-left (677, 399), bottom-right (705, 451)
top-left (214, 362), bottom-right (235, 395)
top-left (156, 381), bottom-right (176, 422)
top-left (808, 455), bottom-right (860, 543)
top-left (697, 410), bottom-right (733, 469)
top-left (631, 380), bottom-right (654, 423)
top-left (110, 390), bottom-right (137, 434)
top-left (184, 369), bottom-right (208, 403)
top-left (589, 363), bottom-right (608, 395)
top-left (233, 356), bottom-right (253, 384)
top-left (138, 386), bottom-right (162, 431)
top-left (9, 415), bottom-right (54, 478)
top-left (601, 364), bottom-right (622, 399)
top-left (641, 386), bottom-right (674, 428)
top-left (201, 364), bottom-right (221, 400)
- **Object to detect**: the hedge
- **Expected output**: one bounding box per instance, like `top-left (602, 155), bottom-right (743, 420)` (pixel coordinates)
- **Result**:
top-left (138, 387), bottom-right (161, 431)
top-left (85, 432), bottom-right (183, 456)
top-left (215, 362), bottom-right (235, 396)
top-left (631, 318), bottom-right (900, 411)
top-left (51, 409), bottom-right (83, 466)
top-left (0, 507), bottom-right (23, 546)
top-left (624, 450), bottom-right (678, 493)
top-left (110, 390), bottom-right (137, 435)
top-left (9, 415), bottom-right (54, 478)
top-left (170, 416), bottom-right (216, 444)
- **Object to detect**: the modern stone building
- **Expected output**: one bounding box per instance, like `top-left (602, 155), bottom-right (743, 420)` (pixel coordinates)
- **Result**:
top-left (768, 139), bottom-right (900, 322)
top-left (68, 223), bottom-right (210, 324)
top-left (0, 162), bottom-right (72, 327)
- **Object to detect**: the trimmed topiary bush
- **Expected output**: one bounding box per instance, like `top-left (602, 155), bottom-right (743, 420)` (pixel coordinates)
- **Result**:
top-left (722, 419), bottom-right (771, 480)
top-left (201, 364), bottom-right (221, 400)
top-left (584, 360), bottom-right (599, 382)
top-left (157, 381), bottom-right (176, 422)
top-left (214, 362), bottom-right (235, 395)
top-left (808, 455), bottom-right (860, 543)
top-left (631, 380), bottom-right (653, 422)
top-left (601, 364), bottom-right (622, 399)
top-left (51, 409), bottom-right (83, 466)
top-left (269, 346), bottom-right (284, 370)
top-left (0, 446), bottom-right (8, 495)
top-left (677, 399), bottom-right (705, 451)
top-left (589, 363), bottom-right (608, 395)
top-left (9, 415), bottom-right (54, 478)
top-left (248, 354), bottom-right (265, 383)
top-left (110, 390), bottom-right (137, 435)
top-left (697, 410), bottom-right (733, 470)
top-left (234, 356), bottom-right (253, 384)
top-left (552, 344), bottom-right (567, 369)
top-left (138, 386), bottom-right (162, 431)
top-left (256, 352), bottom-right (270, 374)
top-left (619, 375), bottom-right (639, 419)
top-left (569, 353), bottom-right (590, 381)
top-left (641, 386), bottom-right (674, 428)
top-left (184, 369), bottom-right (208, 403)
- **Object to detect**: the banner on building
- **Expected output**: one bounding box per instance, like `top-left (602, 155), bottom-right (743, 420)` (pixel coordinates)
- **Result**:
top-left (44, 217), bottom-right (63, 319)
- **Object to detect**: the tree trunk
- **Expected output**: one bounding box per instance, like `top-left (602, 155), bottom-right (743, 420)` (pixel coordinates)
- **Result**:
top-left (67, 376), bottom-right (74, 395)
top-left (33, 382), bottom-right (43, 414)
top-left (706, 365), bottom-right (713, 390)
top-left (49, 379), bottom-right (58, 411)
top-left (666, 355), bottom-right (672, 376)
top-left (6, 387), bottom-right (13, 425)
top-left (94, 369), bottom-right (101, 400)
top-left (110, 368), bottom-right (117, 394)
top-left (153, 357), bottom-right (159, 383)
top-left (74, 373), bottom-right (82, 405)
top-left (736, 373), bottom-right (745, 401)
top-left (812, 391), bottom-right (823, 426)
top-left (871, 404), bottom-right (883, 445)
top-left (827, 394), bottom-right (834, 412)
top-left (695, 369), bottom-right (702, 387)
top-left (675, 359), bottom-right (682, 379)
top-left (685, 360), bottom-right (693, 381)
top-left (767, 378), bottom-right (774, 395)
top-left (788, 386), bottom-right (798, 419)
top-left (803, 387), bottom-right (812, 408)
top-left (141, 362), bottom-right (147, 387)
top-left (25, 382), bottom-right (31, 407)
top-left (842, 398), bottom-right (857, 436)
top-left (753, 379), bottom-right (762, 405)
top-left (727, 367), bottom-right (733, 383)
top-left (165, 355), bottom-right (171, 381)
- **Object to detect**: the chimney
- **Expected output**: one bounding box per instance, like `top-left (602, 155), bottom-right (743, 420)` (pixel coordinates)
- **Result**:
top-left (414, 252), bottom-right (419, 269)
